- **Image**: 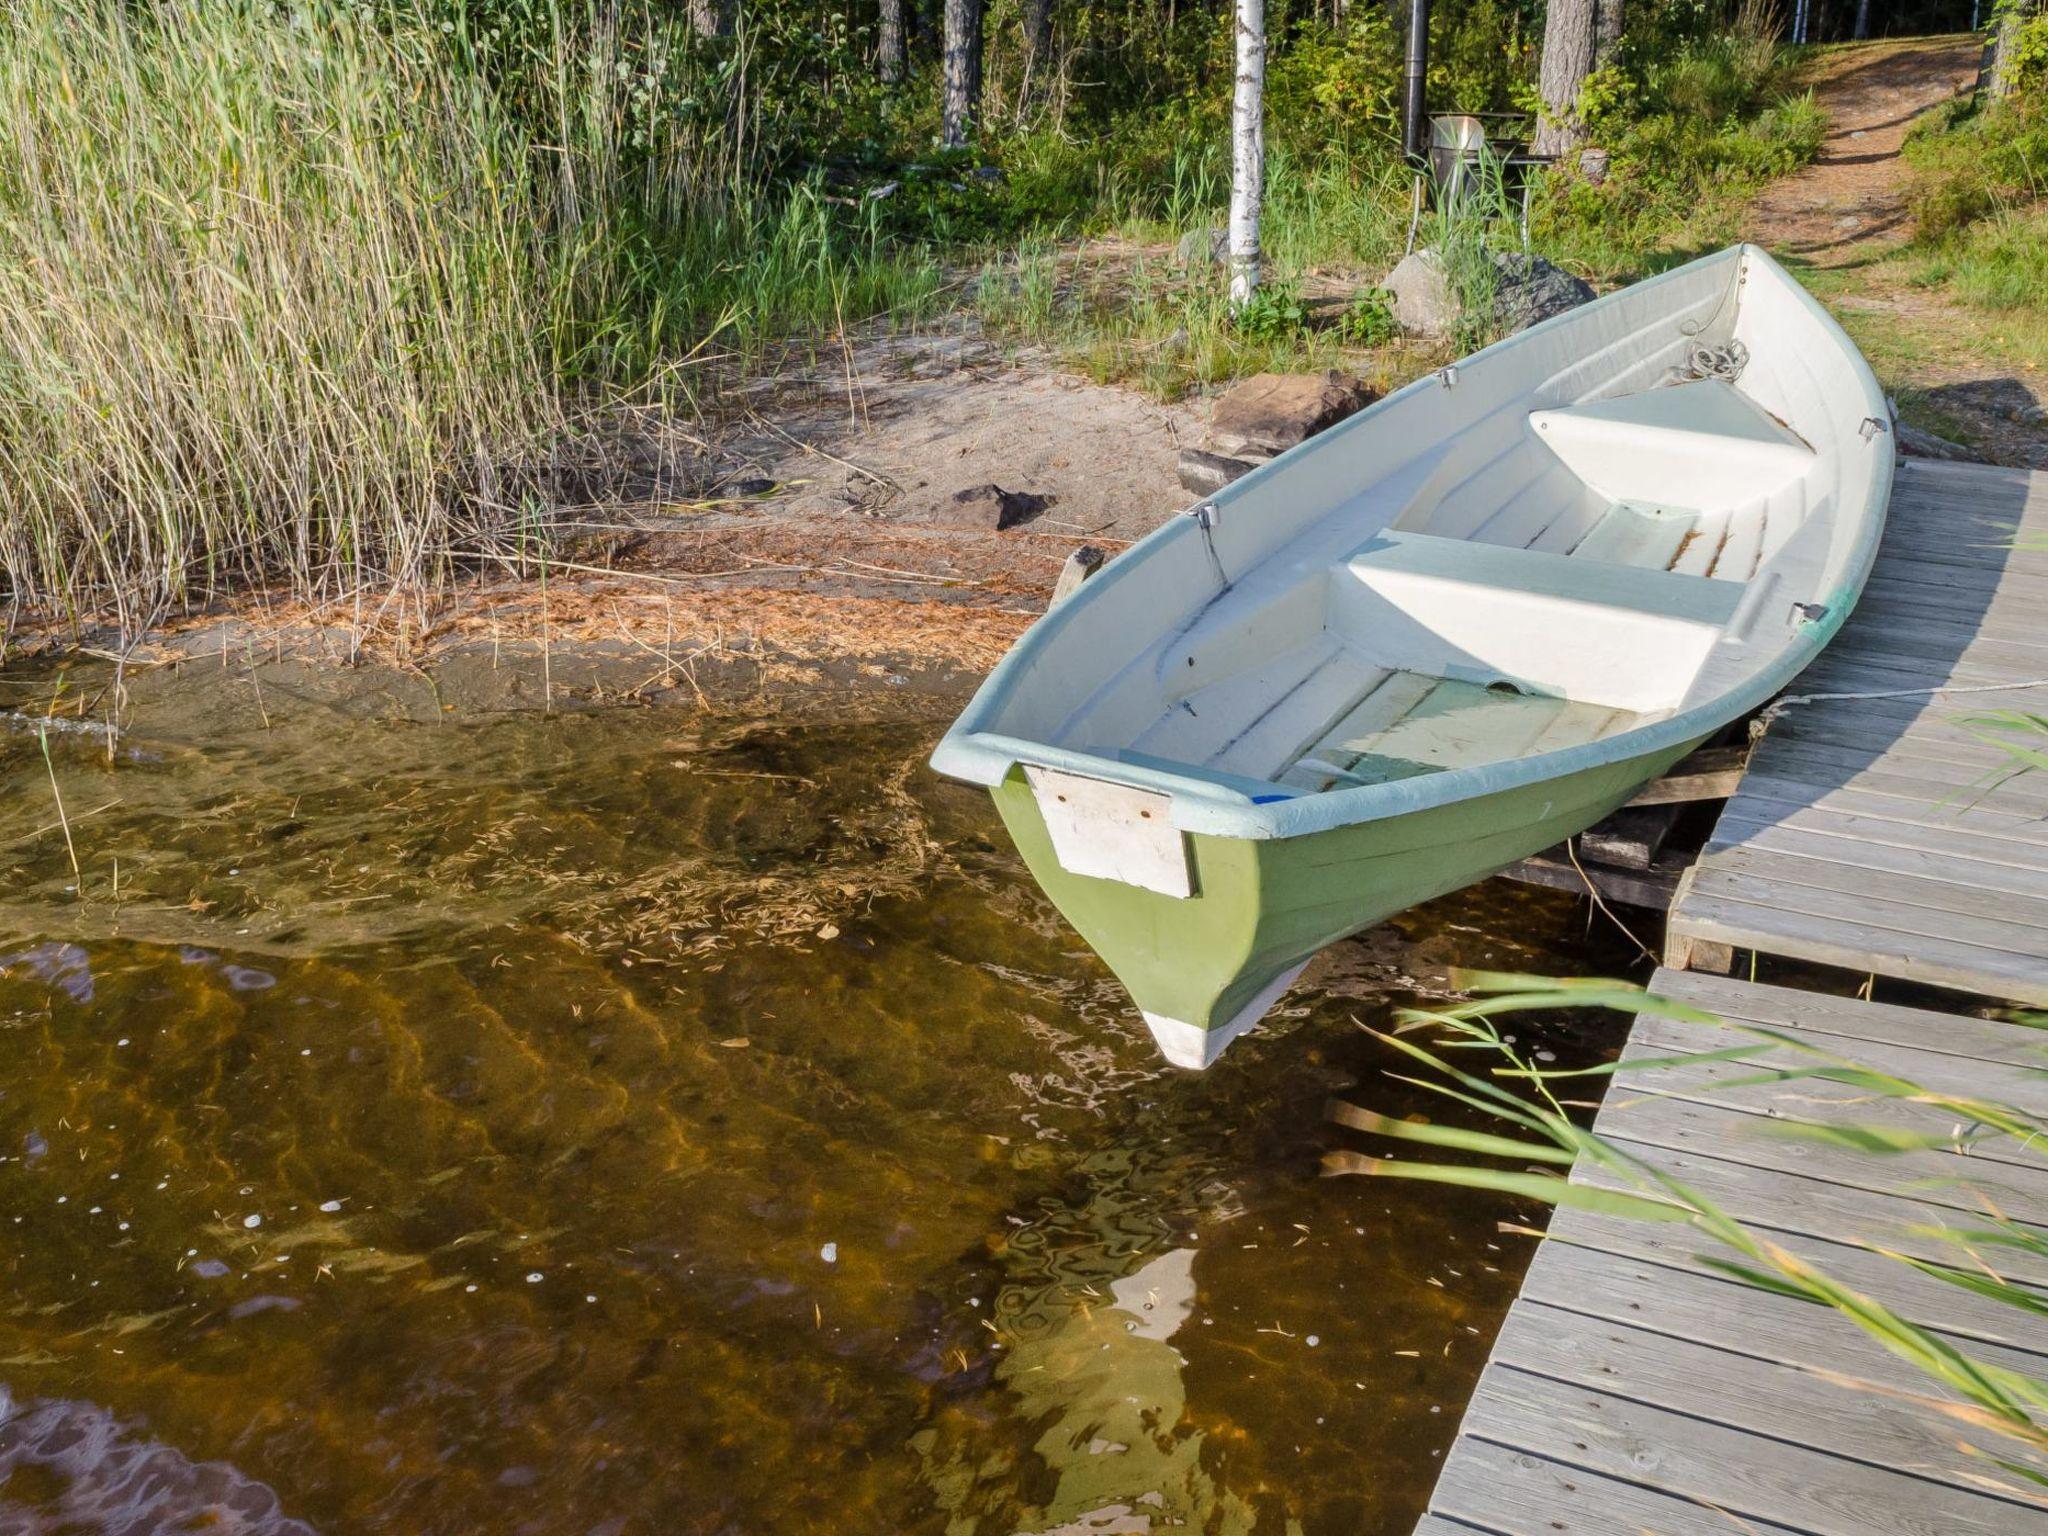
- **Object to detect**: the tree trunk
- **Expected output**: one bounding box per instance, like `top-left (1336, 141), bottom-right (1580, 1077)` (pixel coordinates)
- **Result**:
top-left (1229, 0), bottom-right (1266, 307)
top-left (879, 0), bottom-right (906, 84)
top-left (1852, 0), bottom-right (1870, 38)
top-left (941, 0), bottom-right (984, 147)
top-left (1533, 0), bottom-right (1596, 157)
top-left (1020, 0), bottom-right (1053, 109)
top-left (688, 0), bottom-right (732, 38)
top-left (1989, 1), bottom-right (2033, 97)
top-left (1593, 0), bottom-right (1622, 66)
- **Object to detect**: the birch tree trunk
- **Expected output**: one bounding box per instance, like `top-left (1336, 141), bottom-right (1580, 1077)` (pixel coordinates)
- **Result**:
top-left (879, 0), bottom-right (906, 84)
top-left (941, 0), bottom-right (984, 147)
top-left (1228, 0), bottom-right (1266, 308)
top-left (1593, 0), bottom-right (1623, 66)
top-left (1533, 0), bottom-right (1596, 157)
top-left (1852, 0), bottom-right (1870, 38)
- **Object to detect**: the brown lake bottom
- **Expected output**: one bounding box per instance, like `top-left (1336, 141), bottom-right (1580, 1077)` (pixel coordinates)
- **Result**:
top-left (0, 660), bottom-right (1635, 1535)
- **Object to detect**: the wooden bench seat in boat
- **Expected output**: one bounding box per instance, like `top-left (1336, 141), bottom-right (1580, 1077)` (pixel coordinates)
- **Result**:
top-left (1329, 530), bottom-right (1746, 712)
top-left (1528, 377), bottom-right (1813, 506)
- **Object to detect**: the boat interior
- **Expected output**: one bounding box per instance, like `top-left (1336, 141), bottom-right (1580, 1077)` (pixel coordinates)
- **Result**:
top-left (1055, 372), bottom-right (1823, 800)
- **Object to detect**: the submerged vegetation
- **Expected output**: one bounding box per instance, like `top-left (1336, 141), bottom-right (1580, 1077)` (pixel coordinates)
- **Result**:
top-left (0, 0), bottom-right (1830, 634)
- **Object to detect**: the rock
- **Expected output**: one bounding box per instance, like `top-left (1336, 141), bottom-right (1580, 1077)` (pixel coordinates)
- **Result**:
top-left (1896, 421), bottom-right (1979, 462)
top-left (942, 483), bottom-right (1053, 531)
top-left (1488, 251), bottom-right (1596, 335)
top-left (727, 476), bottom-right (776, 497)
top-left (1207, 370), bottom-right (1374, 458)
top-left (1384, 248), bottom-right (1457, 337)
top-left (866, 181), bottom-right (899, 201)
top-left (1176, 225), bottom-right (1228, 267)
top-left (1176, 446), bottom-right (1259, 497)
top-left (1384, 246), bottom-right (1594, 338)
top-left (1578, 147), bottom-right (1610, 186)
top-left (1051, 545), bottom-right (1107, 605)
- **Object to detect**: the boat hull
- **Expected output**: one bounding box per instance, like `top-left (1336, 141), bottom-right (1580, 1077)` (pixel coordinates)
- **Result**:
top-left (990, 733), bottom-right (1703, 1066)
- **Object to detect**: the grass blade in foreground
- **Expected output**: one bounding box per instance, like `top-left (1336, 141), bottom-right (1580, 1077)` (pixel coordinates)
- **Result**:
top-left (1326, 971), bottom-right (2048, 1486)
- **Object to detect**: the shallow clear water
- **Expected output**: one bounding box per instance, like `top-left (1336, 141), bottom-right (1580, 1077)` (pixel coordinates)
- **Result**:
top-left (0, 660), bottom-right (1631, 1535)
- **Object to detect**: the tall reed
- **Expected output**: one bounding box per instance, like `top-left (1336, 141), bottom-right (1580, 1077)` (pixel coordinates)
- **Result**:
top-left (0, 0), bottom-right (942, 635)
top-left (0, 0), bottom-right (563, 629)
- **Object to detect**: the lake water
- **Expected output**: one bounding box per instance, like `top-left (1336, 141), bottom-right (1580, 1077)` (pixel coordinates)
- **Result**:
top-left (0, 657), bottom-right (1631, 1534)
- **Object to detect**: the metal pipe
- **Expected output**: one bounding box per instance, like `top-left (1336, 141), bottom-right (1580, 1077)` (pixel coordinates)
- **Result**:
top-left (1402, 0), bottom-right (1429, 165)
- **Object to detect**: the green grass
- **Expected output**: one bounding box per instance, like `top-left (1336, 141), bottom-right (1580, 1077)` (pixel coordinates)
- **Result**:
top-left (0, 0), bottom-right (943, 634)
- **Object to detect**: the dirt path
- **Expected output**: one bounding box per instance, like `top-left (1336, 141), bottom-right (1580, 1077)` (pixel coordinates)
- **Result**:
top-left (1741, 35), bottom-right (2046, 468)
top-left (1744, 35), bottom-right (1981, 266)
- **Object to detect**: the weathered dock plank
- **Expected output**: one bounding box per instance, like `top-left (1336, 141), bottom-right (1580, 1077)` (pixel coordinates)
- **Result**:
top-left (1667, 458), bottom-right (2048, 1004)
top-left (1413, 970), bottom-right (2048, 1535)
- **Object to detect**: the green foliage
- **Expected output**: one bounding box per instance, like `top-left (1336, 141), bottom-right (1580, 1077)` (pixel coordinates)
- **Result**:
top-left (2004, 8), bottom-right (2048, 94)
top-left (1336, 290), bottom-right (1400, 346)
top-left (1232, 281), bottom-right (1309, 340)
top-left (1904, 92), bottom-right (2048, 241)
top-left (0, 0), bottom-right (942, 626)
top-left (1535, 90), bottom-right (1824, 279)
top-left (1900, 86), bottom-right (2048, 328)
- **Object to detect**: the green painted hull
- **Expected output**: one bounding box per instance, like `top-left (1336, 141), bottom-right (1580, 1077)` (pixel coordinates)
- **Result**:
top-left (991, 734), bottom-right (1704, 1051)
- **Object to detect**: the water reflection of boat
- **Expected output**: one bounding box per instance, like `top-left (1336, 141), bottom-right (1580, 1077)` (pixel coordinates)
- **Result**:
top-left (918, 1246), bottom-right (1255, 1536)
top-left (932, 245), bottom-right (1890, 1068)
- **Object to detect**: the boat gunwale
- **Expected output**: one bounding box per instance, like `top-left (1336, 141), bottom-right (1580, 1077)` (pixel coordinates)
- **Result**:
top-left (930, 244), bottom-right (1894, 844)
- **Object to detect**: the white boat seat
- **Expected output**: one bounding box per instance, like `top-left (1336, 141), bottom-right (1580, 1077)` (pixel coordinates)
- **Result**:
top-left (1330, 530), bottom-right (1744, 713)
top-left (1529, 378), bottom-right (1812, 506)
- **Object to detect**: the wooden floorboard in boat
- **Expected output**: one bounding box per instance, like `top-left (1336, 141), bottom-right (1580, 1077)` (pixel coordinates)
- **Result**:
top-left (1413, 971), bottom-right (2048, 1536)
top-left (1668, 458), bottom-right (2048, 1006)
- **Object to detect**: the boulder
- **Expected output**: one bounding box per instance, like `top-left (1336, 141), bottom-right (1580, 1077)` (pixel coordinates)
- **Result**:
top-left (1384, 248), bottom-right (1457, 338)
top-left (1176, 225), bottom-right (1229, 267)
top-left (1177, 447), bottom-right (1259, 498)
top-left (1578, 148), bottom-right (1611, 187)
top-left (1207, 370), bottom-right (1375, 459)
top-left (1384, 246), bottom-right (1595, 339)
top-left (1489, 251), bottom-right (1596, 335)
top-left (942, 483), bottom-right (1053, 531)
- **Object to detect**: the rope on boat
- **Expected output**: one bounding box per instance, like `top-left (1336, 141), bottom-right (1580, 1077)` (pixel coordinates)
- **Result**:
top-left (1668, 338), bottom-right (1750, 386)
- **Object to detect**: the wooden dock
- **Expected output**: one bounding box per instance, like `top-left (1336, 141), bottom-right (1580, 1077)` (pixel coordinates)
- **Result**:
top-left (1417, 460), bottom-right (2048, 1534)
top-left (1414, 970), bottom-right (2048, 1536)
top-left (1666, 458), bottom-right (2048, 1002)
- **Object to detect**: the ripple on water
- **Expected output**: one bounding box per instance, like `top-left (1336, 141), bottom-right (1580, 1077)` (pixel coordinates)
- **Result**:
top-left (0, 664), bottom-right (1636, 1534)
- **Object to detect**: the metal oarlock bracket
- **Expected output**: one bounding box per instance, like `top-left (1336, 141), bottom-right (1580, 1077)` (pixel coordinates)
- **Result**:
top-left (1859, 416), bottom-right (1889, 443)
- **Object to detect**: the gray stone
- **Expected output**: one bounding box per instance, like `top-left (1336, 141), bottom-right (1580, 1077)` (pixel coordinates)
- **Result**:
top-left (1176, 225), bottom-right (1229, 267)
top-left (1384, 248), bottom-right (1457, 337)
top-left (1177, 447), bottom-right (1259, 498)
top-left (942, 483), bottom-right (1052, 531)
top-left (1489, 251), bottom-right (1596, 335)
top-left (1384, 246), bottom-right (1595, 339)
top-left (1578, 148), bottom-right (1611, 186)
top-left (1207, 370), bottom-right (1374, 459)
top-left (1051, 545), bottom-right (1107, 605)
